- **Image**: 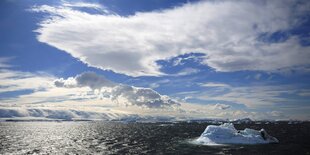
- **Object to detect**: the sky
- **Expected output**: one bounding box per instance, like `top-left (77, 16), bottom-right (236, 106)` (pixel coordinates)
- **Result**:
top-left (0, 0), bottom-right (310, 121)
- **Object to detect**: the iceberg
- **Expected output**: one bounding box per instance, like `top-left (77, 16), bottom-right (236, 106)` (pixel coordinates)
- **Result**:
top-left (196, 123), bottom-right (279, 145)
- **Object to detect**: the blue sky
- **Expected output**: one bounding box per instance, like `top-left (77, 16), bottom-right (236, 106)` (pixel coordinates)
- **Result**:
top-left (0, 0), bottom-right (310, 120)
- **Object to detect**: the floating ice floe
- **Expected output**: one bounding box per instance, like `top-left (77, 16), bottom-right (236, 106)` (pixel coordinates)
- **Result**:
top-left (196, 123), bottom-right (279, 145)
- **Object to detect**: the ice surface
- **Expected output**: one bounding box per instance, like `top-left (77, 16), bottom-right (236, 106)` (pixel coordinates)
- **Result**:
top-left (196, 123), bottom-right (279, 145)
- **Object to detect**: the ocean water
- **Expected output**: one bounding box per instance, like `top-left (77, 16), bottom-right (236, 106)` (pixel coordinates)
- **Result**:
top-left (0, 121), bottom-right (309, 155)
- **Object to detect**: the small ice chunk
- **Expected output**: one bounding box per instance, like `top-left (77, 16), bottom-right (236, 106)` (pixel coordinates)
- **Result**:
top-left (196, 123), bottom-right (278, 145)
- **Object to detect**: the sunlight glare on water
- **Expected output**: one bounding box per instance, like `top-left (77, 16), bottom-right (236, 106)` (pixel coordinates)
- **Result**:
top-left (0, 121), bottom-right (310, 154)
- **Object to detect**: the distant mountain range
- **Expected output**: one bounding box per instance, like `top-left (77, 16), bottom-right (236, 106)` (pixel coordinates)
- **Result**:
top-left (0, 108), bottom-right (307, 123)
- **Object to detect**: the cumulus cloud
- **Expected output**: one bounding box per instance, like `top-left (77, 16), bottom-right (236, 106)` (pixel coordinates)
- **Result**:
top-left (31, 0), bottom-right (310, 76)
top-left (0, 67), bottom-right (178, 111)
top-left (54, 72), bottom-right (115, 89)
top-left (54, 72), bottom-right (179, 108)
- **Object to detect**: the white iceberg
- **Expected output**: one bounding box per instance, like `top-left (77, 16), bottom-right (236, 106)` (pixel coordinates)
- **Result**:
top-left (196, 123), bottom-right (279, 145)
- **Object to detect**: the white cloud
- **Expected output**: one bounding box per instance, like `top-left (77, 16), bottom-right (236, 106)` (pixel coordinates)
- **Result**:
top-left (192, 82), bottom-right (301, 108)
top-left (54, 72), bottom-right (180, 108)
top-left (210, 103), bottom-right (231, 110)
top-left (211, 86), bottom-right (296, 108)
top-left (174, 67), bottom-right (200, 76)
top-left (0, 69), bottom-right (181, 120)
top-left (298, 90), bottom-right (310, 97)
top-left (0, 69), bottom-right (179, 109)
top-left (149, 79), bottom-right (170, 89)
top-left (201, 82), bottom-right (231, 88)
top-left (0, 57), bottom-right (13, 68)
top-left (54, 72), bottom-right (115, 89)
top-left (2, 106), bottom-right (286, 121)
top-left (0, 69), bottom-right (95, 106)
top-left (0, 107), bottom-right (175, 121)
top-left (254, 73), bottom-right (262, 80)
top-left (0, 69), bottom-right (54, 93)
top-left (32, 0), bottom-right (310, 76)
top-left (176, 102), bottom-right (291, 120)
top-left (0, 67), bottom-right (303, 120)
top-left (149, 83), bottom-right (160, 89)
top-left (172, 54), bottom-right (201, 66)
top-left (62, 1), bottom-right (103, 10)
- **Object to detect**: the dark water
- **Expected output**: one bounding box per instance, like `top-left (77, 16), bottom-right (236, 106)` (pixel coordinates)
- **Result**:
top-left (0, 122), bottom-right (310, 155)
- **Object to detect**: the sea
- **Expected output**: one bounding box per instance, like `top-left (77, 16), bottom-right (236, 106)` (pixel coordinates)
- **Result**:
top-left (0, 121), bottom-right (309, 155)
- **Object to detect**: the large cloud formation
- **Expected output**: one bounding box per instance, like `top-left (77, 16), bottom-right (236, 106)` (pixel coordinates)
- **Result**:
top-left (32, 0), bottom-right (310, 76)
top-left (54, 72), bottom-right (179, 108)
top-left (0, 65), bottom-right (298, 120)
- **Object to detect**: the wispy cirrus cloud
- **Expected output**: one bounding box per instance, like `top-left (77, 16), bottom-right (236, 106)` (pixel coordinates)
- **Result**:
top-left (210, 103), bottom-right (231, 110)
top-left (0, 69), bottom-right (54, 94)
top-left (182, 82), bottom-right (310, 112)
top-left (0, 57), bottom-right (14, 68)
top-left (62, 1), bottom-right (103, 10)
top-left (200, 82), bottom-right (231, 88)
top-left (31, 0), bottom-right (310, 76)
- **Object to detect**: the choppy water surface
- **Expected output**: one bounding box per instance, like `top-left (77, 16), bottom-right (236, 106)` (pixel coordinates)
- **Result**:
top-left (0, 121), bottom-right (309, 154)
